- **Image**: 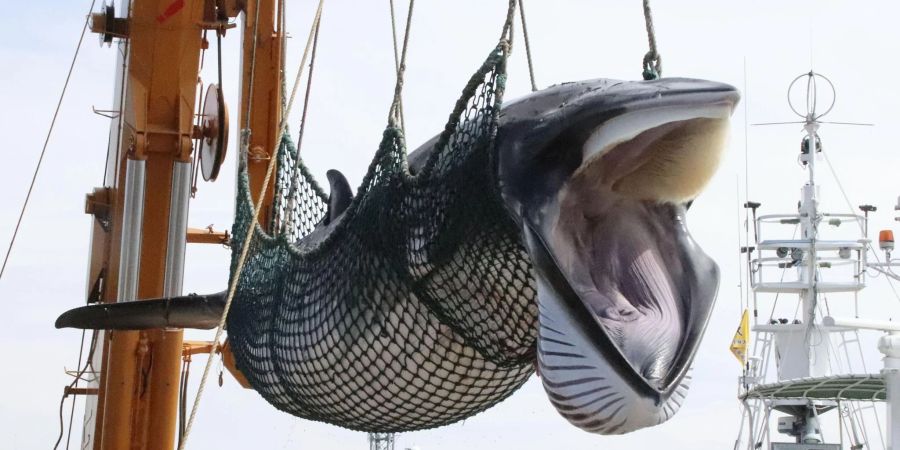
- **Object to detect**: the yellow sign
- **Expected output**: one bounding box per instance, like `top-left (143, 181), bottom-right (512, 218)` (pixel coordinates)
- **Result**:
top-left (729, 309), bottom-right (750, 364)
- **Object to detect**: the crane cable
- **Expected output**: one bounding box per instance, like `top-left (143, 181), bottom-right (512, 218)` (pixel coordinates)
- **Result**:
top-left (517, 0), bottom-right (537, 92)
top-left (282, 10), bottom-right (323, 216)
top-left (177, 2), bottom-right (325, 448)
top-left (0, 0), bottom-right (98, 284)
top-left (282, 1), bottom-right (325, 136)
top-left (280, 1), bottom-right (325, 235)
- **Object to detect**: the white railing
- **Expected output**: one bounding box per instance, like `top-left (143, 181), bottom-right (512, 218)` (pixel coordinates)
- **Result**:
top-left (749, 212), bottom-right (868, 294)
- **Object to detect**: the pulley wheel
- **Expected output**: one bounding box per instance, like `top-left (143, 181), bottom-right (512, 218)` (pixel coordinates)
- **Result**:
top-left (199, 83), bottom-right (229, 181)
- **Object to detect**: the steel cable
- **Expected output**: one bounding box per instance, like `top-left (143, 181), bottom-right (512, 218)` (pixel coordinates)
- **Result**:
top-left (1, 0), bottom-right (98, 284)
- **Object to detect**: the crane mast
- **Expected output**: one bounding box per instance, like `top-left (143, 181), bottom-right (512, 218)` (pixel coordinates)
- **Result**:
top-left (78, 0), bottom-right (283, 448)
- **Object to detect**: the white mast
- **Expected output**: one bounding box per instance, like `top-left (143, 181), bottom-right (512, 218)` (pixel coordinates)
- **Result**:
top-left (737, 71), bottom-right (897, 450)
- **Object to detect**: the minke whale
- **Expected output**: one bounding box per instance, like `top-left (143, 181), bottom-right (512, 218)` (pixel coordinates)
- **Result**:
top-left (57, 77), bottom-right (738, 434)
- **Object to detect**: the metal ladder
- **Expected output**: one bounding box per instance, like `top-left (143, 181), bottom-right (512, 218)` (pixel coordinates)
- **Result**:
top-left (752, 325), bottom-right (775, 383)
top-left (735, 327), bottom-right (776, 450)
top-left (835, 330), bottom-right (884, 450)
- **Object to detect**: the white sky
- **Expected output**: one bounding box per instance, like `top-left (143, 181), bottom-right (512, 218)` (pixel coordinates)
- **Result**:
top-left (3, 1), bottom-right (900, 449)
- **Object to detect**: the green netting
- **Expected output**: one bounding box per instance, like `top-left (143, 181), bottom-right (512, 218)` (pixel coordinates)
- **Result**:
top-left (225, 44), bottom-right (539, 432)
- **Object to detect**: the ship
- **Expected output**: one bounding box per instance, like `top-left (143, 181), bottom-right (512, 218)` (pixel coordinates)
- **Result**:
top-left (3, 1), bottom-right (898, 450)
top-left (734, 71), bottom-right (900, 450)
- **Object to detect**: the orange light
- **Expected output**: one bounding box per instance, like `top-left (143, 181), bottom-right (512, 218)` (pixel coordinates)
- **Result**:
top-left (880, 230), bottom-right (895, 251)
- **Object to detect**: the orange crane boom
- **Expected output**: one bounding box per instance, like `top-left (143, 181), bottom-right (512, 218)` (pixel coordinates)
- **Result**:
top-left (79, 0), bottom-right (283, 448)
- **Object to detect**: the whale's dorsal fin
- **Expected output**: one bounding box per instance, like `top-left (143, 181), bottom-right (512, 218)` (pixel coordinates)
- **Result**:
top-left (325, 169), bottom-right (353, 225)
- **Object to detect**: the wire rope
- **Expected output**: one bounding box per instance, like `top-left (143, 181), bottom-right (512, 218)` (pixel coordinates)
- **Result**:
top-left (287, 12), bottom-right (322, 193)
top-left (1, 0), bottom-right (99, 284)
top-left (277, 0), bottom-right (325, 235)
top-left (517, 0), bottom-right (537, 92)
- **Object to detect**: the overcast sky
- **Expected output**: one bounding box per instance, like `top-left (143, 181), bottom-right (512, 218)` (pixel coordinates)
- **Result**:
top-left (3, 1), bottom-right (900, 449)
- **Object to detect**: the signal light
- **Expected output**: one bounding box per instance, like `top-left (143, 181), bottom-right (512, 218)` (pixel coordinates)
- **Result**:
top-left (880, 230), bottom-right (895, 252)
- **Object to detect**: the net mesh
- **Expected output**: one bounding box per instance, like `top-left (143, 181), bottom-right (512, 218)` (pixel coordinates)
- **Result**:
top-left (226, 44), bottom-right (538, 433)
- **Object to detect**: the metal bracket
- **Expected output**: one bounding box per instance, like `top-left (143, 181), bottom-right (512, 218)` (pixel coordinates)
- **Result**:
top-left (85, 187), bottom-right (112, 231)
top-left (186, 225), bottom-right (230, 246)
top-left (92, 106), bottom-right (120, 119)
top-left (65, 387), bottom-right (100, 397)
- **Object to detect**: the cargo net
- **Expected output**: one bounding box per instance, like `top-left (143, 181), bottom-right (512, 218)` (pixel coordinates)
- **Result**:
top-left (226, 45), bottom-right (539, 432)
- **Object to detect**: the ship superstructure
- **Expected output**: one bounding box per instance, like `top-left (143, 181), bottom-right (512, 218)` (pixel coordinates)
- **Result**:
top-left (736, 72), bottom-right (900, 450)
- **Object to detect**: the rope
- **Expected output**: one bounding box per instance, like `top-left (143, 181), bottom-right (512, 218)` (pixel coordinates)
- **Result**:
top-left (641, 0), bottom-right (662, 80)
top-left (386, 0), bottom-right (519, 126)
top-left (388, 0), bottom-right (406, 132)
top-left (281, 7), bottom-right (322, 216)
top-left (387, 0), bottom-right (416, 127)
top-left (282, 0), bottom-right (325, 135)
top-left (0, 0), bottom-right (98, 284)
top-left (279, 0), bottom-right (325, 235)
top-left (292, 16), bottom-right (322, 178)
top-left (517, 0), bottom-right (537, 92)
top-left (499, 0), bottom-right (517, 47)
top-left (239, 0), bottom-right (264, 159)
top-left (177, 3), bottom-right (326, 447)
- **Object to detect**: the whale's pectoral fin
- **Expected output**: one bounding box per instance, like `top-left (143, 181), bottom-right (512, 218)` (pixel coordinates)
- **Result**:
top-left (325, 169), bottom-right (353, 225)
top-left (55, 291), bottom-right (226, 330)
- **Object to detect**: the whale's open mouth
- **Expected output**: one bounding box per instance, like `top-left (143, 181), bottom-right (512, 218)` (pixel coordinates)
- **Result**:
top-left (553, 106), bottom-right (728, 386)
top-left (513, 85), bottom-right (736, 433)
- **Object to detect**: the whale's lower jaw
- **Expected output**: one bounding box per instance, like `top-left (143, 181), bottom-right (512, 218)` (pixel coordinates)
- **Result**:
top-left (536, 277), bottom-right (691, 434)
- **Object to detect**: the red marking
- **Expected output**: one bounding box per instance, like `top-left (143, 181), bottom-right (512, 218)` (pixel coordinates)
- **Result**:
top-left (156, 0), bottom-right (185, 23)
